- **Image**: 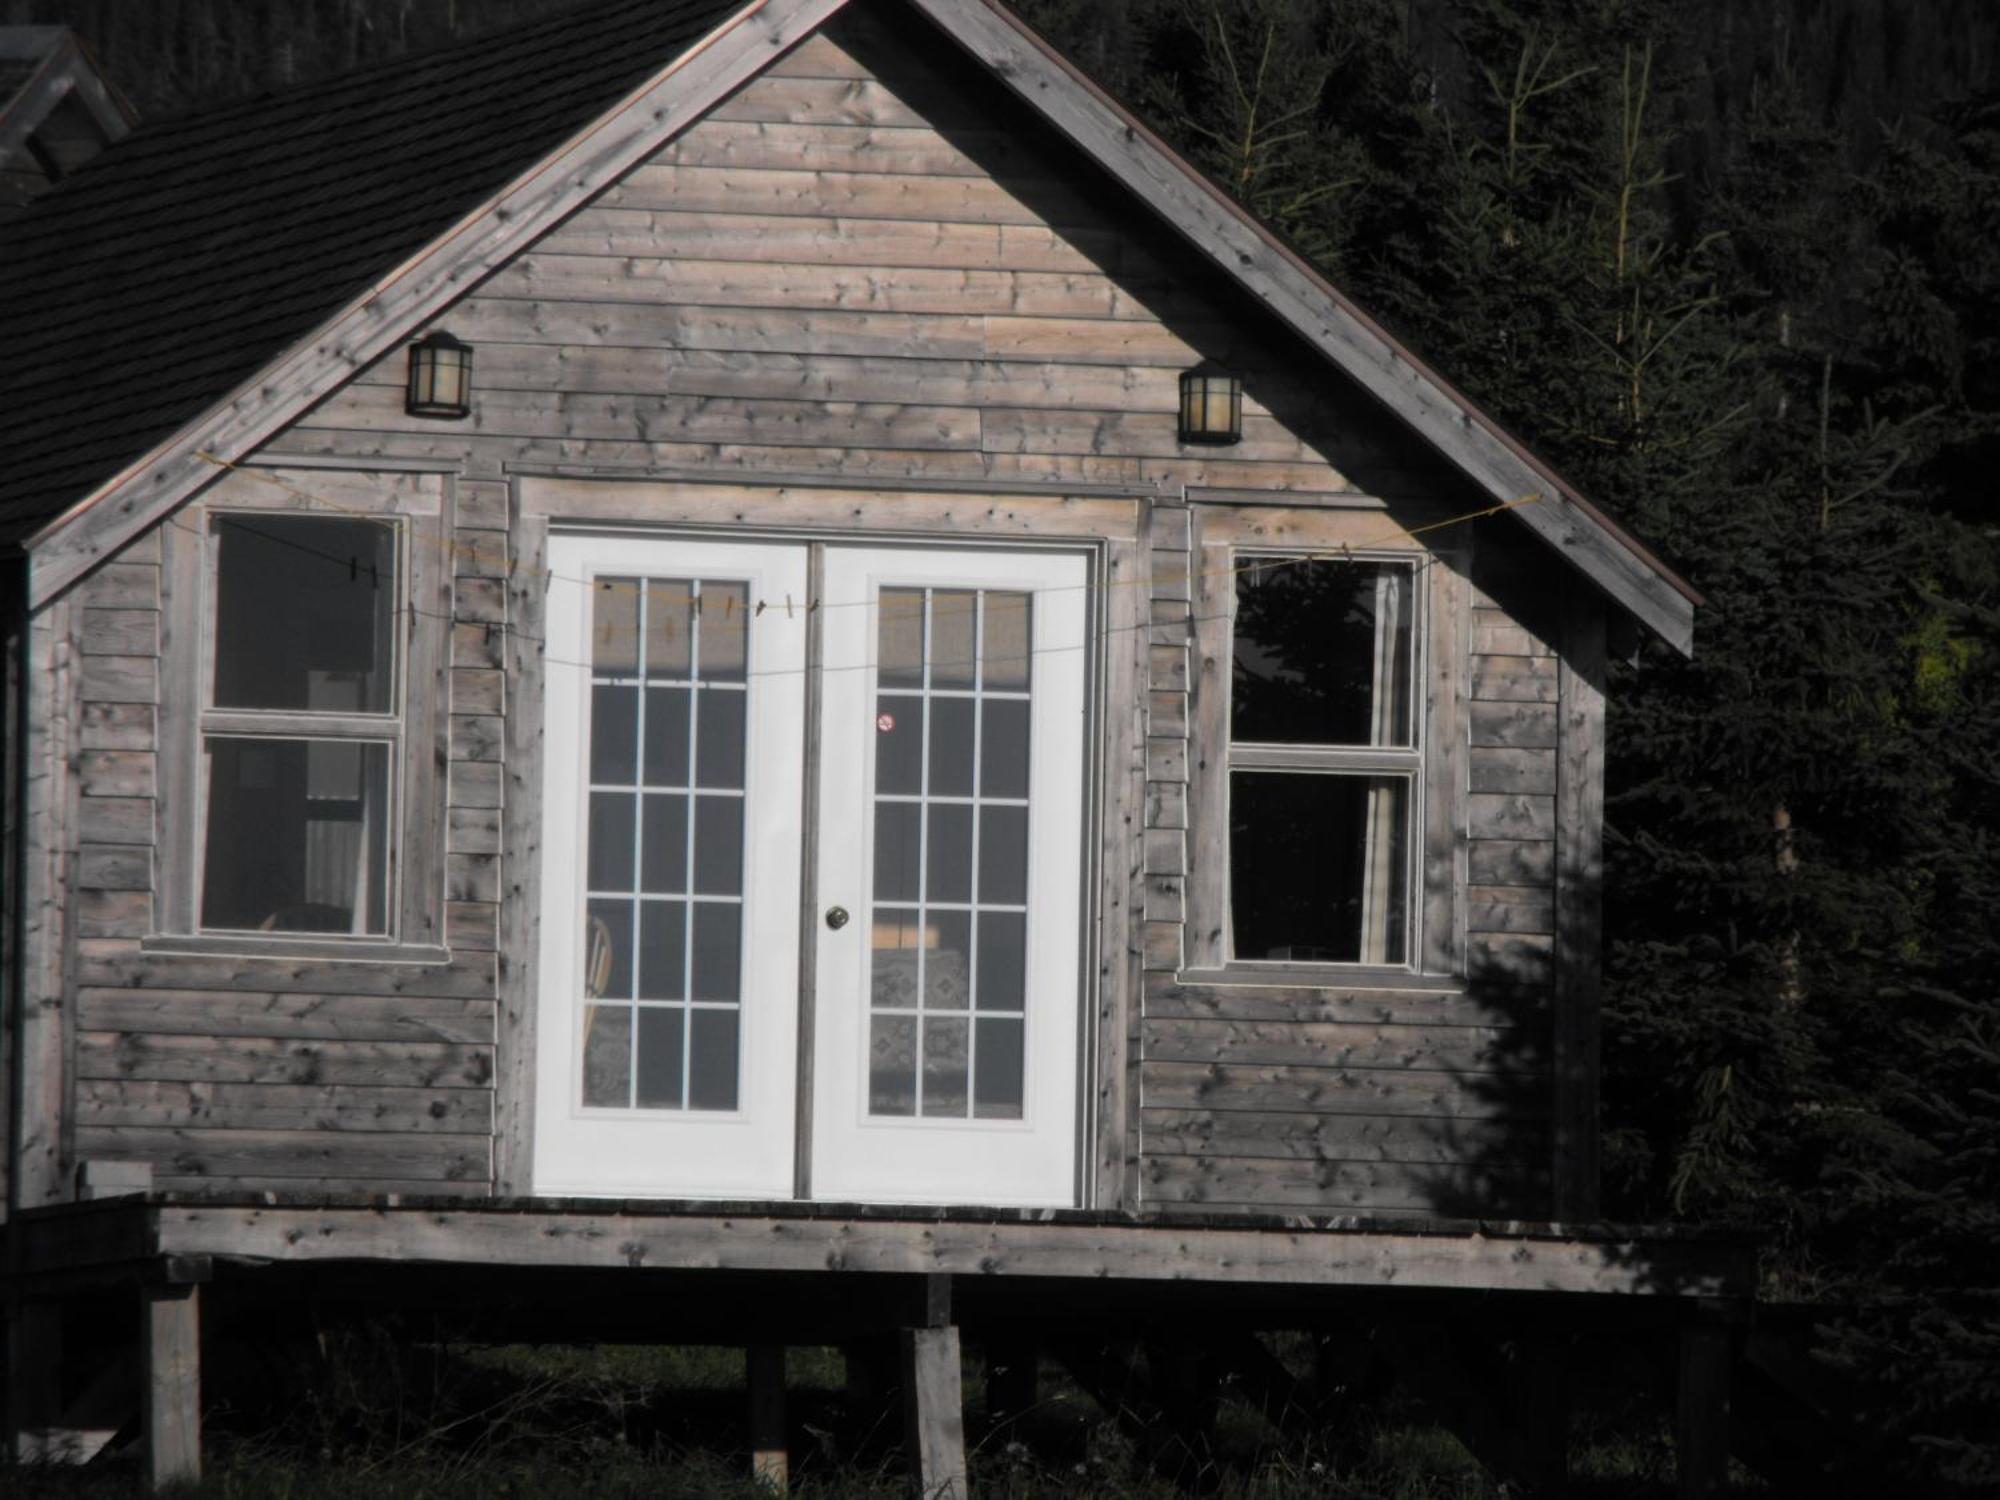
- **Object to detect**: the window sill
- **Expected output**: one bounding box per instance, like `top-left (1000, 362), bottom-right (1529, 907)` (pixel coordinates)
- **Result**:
top-left (1176, 964), bottom-right (1463, 992)
top-left (140, 934), bottom-right (454, 965)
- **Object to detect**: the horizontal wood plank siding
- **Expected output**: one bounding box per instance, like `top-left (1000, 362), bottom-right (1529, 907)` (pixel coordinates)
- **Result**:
top-left (54, 472), bottom-right (499, 1196)
top-left (49, 7), bottom-right (1584, 1224)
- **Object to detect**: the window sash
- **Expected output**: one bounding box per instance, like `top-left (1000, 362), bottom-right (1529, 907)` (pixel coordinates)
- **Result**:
top-left (1223, 550), bottom-right (1424, 971)
top-left (195, 510), bottom-right (409, 940)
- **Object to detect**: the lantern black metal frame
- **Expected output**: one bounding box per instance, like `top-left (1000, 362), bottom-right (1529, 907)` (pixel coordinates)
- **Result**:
top-left (405, 331), bottom-right (473, 420)
top-left (1178, 366), bottom-right (1243, 445)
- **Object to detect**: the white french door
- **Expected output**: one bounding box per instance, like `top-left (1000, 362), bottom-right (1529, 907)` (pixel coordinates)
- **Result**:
top-left (533, 533), bottom-right (1088, 1207)
top-left (534, 536), bottom-right (808, 1198)
top-left (811, 547), bottom-right (1088, 1206)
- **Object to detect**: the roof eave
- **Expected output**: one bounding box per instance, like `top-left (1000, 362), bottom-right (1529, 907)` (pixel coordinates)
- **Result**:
top-left (903, 0), bottom-right (1697, 655)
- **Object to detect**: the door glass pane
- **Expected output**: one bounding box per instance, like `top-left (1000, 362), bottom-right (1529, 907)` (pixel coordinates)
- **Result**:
top-left (213, 515), bottom-right (396, 713)
top-left (581, 575), bottom-right (746, 1112)
top-left (200, 737), bottom-right (391, 934)
top-left (865, 588), bottom-right (1032, 1119)
top-left (1230, 771), bottom-right (1410, 965)
top-left (1232, 558), bottom-right (1415, 747)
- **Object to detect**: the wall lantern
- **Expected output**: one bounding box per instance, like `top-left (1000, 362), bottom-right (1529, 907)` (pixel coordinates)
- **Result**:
top-left (1178, 366), bottom-right (1242, 445)
top-left (405, 331), bottom-right (473, 420)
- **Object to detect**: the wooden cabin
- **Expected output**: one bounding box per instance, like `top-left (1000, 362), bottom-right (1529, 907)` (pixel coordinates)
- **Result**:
top-left (0, 0), bottom-right (1743, 1492)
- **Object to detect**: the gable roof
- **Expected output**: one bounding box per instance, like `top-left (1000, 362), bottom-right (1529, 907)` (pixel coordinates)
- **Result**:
top-left (0, 0), bottom-right (1698, 652)
top-left (0, 0), bottom-right (756, 545)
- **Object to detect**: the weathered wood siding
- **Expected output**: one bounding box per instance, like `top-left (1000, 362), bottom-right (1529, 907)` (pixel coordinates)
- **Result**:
top-left (24, 3), bottom-right (1605, 1220)
top-left (57, 489), bottom-right (498, 1200)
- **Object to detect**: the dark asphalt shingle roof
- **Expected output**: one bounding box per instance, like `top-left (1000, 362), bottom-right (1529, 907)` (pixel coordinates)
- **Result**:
top-left (0, 0), bottom-right (750, 545)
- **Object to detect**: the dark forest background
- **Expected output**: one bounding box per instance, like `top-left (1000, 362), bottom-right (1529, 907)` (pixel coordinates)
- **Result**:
top-left (7, 0), bottom-right (1998, 1490)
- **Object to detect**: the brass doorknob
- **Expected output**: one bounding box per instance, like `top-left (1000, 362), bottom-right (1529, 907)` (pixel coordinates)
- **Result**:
top-left (825, 906), bottom-right (850, 930)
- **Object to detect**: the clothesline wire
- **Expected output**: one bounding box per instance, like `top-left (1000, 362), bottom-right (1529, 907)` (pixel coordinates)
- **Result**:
top-left (179, 454), bottom-right (1534, 682)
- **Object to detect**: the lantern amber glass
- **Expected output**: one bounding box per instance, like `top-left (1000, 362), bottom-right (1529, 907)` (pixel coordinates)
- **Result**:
top-left (1178, 369), bottom-right (1242, 445)
top-left (406, 333), bottom-right (472, 420)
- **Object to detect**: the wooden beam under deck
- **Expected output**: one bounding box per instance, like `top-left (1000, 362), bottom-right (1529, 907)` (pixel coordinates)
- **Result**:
top-left (5, 1196), bottom-right (1753, 1302)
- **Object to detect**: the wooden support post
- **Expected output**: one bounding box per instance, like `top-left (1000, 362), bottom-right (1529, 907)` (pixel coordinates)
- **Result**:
top-left (143, 1284), bottom-right (201, 1492)
top-left (748, 1343), bottom-right (788, 1492)
top-left (901, 1275), bottom-right (966, 1500)
top-left (1677, 1321), bottom-right (1732, 1500)
top-left (6, 1300), bottom-right (61, 1462)
top-left (902, 1326), bottom-right (967, 1500)
top-left (984, 1335), bottom-right (1036, 1430)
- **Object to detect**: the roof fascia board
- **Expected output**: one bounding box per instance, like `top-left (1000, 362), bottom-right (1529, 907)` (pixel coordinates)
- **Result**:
top-left (903, 0), bottom-right (1695, 655)
top-left (25, 0), bottom-right (850, 609)
top-left (0, 32), bottom-right (131, 163)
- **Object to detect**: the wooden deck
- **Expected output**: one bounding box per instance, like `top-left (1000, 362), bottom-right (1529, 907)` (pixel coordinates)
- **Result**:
top-left (3, 1196), bottom-right (1751, 1496)
top-left (5, 1193), bottom-right (1752, 1299)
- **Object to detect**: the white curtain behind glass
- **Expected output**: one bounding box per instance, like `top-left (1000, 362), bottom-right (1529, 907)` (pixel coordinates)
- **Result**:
top-left (1358, 570), bottom-right (1406, 963)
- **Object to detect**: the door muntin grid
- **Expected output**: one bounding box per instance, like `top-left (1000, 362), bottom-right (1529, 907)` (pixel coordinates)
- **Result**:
top-left (867, 587), bottom-right (1032, 1122)
top-left (579, 575), bottom-right (749, 1114)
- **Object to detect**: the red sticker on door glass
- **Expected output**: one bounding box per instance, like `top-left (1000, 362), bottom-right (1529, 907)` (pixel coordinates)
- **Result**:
top-left (877, 713), bottom-right (896, 733)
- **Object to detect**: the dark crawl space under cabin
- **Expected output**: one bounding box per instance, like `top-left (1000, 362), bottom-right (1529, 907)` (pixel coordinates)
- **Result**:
top-left (0, 0), bottom-right (1754, 1493)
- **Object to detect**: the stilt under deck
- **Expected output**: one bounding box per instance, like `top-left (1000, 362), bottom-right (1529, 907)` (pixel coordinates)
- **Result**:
top-left (3, 1195), bottom-right (1753, 1497)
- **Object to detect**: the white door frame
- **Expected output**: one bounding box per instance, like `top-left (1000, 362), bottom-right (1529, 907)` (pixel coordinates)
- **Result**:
top-left (531, 529), bottom-right (1094, 1208)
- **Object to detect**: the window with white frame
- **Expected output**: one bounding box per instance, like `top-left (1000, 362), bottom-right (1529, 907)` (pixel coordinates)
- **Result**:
top-left (196, 512), bottom-right (404, 938)
top-left (1226, 553), bottom-right (1421, 967)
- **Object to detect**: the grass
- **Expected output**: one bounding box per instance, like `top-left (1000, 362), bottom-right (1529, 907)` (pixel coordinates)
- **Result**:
top-left (0, 1331), bottom-right (1738, 1499)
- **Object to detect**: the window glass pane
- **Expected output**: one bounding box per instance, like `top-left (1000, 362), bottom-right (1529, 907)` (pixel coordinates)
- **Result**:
top-left (637, 900), bottom-right (685, 1000)
top-left (639, 794), bottom-right (688, 894)
top-left (688, 1008), bottom-right (740, 1111)
top-left (874, 803), bottom-right (921, 903)
top-left (642, 687), bottom-right (690, 787)
top-left (645, 580), bottom-right (693, 680)
top-left (201, 738), bottom-right (391, 934)
top-left (981, 592), bottom-right (1031, 691)
top-left (927, 696), bottom-right (975, 797)
top-left (592, 578), bottom-right (639, 675)
top-left (691, 902), bottom-right (741, 1001)
top-left (869, 1014), bottom-right (917, 1116)
top-left (872, 908), bottom-right (923, 1009)
top-left (931, 590), bottom-right (977, 689)
top-left (1232, 558), bottom-right (1415, 747)
top-left (975, 911), bottom-right (1025, 1012)
top-left (922, 1017), bottom-right (970, 1117)
top-left (926, 804), bottom-right (973, 904)
top-left (878, 589), bottom-right (925, 689)
top-left (634, 1006), bottom-right (684, 1109)
top-left (925, 911), bottom-right (971, 1010)
top-left (582, 1005), bottom-right (632, 1108)
top-left (587, 792), bottom-right (634, 891)
top-left (977, 805), bottom-right (1027, 906)
top-left (974, 1017), bottom-right (1025, 1119)
top-left (698, 582), bottom-right (748, 683)
top-left (213, 516), bottom-right (396, 713)
top-left (1229, 772), bottom-right (1409, 965)
top-left (695, 687), bottom-right (746, 790)
top-left (590, 685), bottom-right (638, 786)
top-left (585, 898), bottom-right (634, 999)
top-left (875, 696), bottom-right (923, 794)
top-left (692, 795), bottom-right (743, 896)
top-left (980, 699), bottom-right (1030, 799)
